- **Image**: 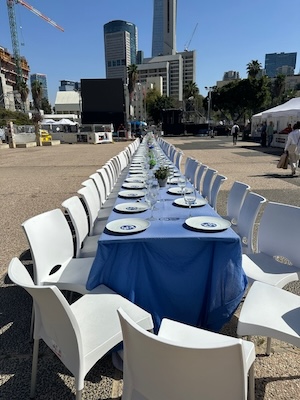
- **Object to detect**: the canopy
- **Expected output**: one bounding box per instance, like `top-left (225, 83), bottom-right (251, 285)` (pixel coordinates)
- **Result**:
top-left (42, 119), bottom-right (56, 124)
top-left (52, 118), bottom-right (77, 125)
top-left (261, 98), bottom-right (300, 118)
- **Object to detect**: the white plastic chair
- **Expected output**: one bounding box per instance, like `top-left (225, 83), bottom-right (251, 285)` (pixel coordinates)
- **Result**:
top-left (62, 196), bottom-right (99, 258)
top-left (201, 168), bottom-right (217, 203)
top-left (8, 258), bottom-right (153, 400)
top-left (195, 164), bottom-right (208, 193)
top-left (231, 192), bottom-right (267, 254)
top-left (242, 202), bottom-right (300, 287)
top-left (118, 308), bottom-right (255, 400)
top-left (238, 281), bottom-right (300, 355)
top-left (209, 174), bottom-right (227, 211)
top-left (78, 185), bottom-right (107, 236)
top-left (184, 157), bottom-right (199, 185)
top-left (223, 181), bottom-right (251, 225)
top-left (174, 150), bottom-right (183, 171)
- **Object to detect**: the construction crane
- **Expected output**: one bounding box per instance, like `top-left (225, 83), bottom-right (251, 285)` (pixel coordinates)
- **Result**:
top-left (184, 23), bottom-right (198, 51)
top-left (6, 0), bottom-right (64, 87)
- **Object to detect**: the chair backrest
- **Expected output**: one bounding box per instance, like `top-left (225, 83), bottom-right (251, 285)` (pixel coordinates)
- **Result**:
top-left (226, 181), bottom-right (251, 224)
top-left (174, 151), bottom-right (183, 171)
top-left (237, 192), bottom-right (267, 253)
top-left (195, 164), bottom-right (208, 193)
top-left (89, 173), bottom-right (106, 207)
top-left (185, 158), bottom-right (199, 184)
top-left (118, 308), bottom-right (248, 400)
top-left (22, 209), bottom-right (74, 285)
top-left (8, 257), bottom-right (81, 375)
top-left (77, 186), bottom-right (99, 235)
top-left (81, 178), bottom-right (101, 209)
top-left (257, 202), bottom-right (300, 266)
top-left (202, 168), bottom-right (217, 203)
top-left (97, 167), bottom-right (111, 199)
top-left (62, 196), bottom-right (89, 258)
top-left (210, 174), bottom-right (227, 210)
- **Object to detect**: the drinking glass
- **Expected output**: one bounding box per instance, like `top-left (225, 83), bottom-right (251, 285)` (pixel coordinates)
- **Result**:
top-left (145, 192), bottom-right (157, 221)
top-left (184, 187), bottom-right (197, 217)
top-left (177, 177), bottom-right (186, 196)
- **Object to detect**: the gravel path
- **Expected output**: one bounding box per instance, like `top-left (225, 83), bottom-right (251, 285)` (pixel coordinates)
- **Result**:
top-left (0, 136), bottom-right (299, 399)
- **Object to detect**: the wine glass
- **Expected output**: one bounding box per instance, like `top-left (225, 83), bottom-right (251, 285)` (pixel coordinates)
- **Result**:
top-left (184, 187), bottom-right (197, 218)
top-left (177, 177), bottom-right (186, 196)
top-left (145, 192), bottom-right (157, 221)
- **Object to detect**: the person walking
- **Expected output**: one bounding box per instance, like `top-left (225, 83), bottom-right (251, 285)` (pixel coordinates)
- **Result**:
top-left (266, 121), bottom-right (274, 147)
top-left (231, 123), bottom-right (239, 145)
top-left (261, 121), bottom-right (267, 146)
top-left (284, 121), bottom-right (300, 176)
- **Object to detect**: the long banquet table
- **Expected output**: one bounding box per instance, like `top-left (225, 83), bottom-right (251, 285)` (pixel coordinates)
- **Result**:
top-left (86, 146), bottom-right (247, 333)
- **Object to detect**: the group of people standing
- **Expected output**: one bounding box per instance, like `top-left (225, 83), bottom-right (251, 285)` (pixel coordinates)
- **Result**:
top-left (260, 121), bottom-right (274, 147)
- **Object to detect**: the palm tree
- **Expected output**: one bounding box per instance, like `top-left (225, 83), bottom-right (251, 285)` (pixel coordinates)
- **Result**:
top-left (31, 80), bottom-right (44, 146)
top-left (246, 60), bottom-right (262, 79)
top-left (183, 81), bottom-right (199, 100)
top-left (17, 80), bottom-right (29, 112)
top-left (127, 64), bottom-right (138, 118)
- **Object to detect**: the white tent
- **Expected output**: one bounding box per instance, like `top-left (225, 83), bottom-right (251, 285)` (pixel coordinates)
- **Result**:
top-left (52, 118), bottom-right (77, 126)
top-left (261, 97), bottom-right (300, 118)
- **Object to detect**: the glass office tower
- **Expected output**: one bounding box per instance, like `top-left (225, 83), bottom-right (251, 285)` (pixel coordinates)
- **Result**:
top-left (30, 73), bottom-right (48, 101)
top-left (265, 52), bottom-right (297, 78)
top-left (104, 20), bottom-right (137, 81)
top-left (152, 0), bottom-right (177, 57)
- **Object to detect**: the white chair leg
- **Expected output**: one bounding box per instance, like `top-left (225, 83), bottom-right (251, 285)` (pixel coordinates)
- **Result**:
top-left (76, 389), bottom-right (82, 400)
top-left (30, 339), bottom-right (39, 398)
top-left (266, 337), bottom-right (272, 355)
top-left (29, 306), bottom-right (34, 340)
top-left (248, 364), bottom-right (255, 400)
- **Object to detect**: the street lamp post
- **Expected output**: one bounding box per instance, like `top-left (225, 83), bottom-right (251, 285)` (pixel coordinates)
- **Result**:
top-left (205, 86), bottom-right (213, 136)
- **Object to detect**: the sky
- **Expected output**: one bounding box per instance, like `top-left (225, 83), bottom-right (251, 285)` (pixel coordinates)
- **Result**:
top-left (0, 0), bottom-right (299, 106)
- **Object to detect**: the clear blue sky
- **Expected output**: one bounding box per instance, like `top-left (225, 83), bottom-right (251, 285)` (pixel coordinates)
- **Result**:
top-left (0, 0), bottom-right (299, 106)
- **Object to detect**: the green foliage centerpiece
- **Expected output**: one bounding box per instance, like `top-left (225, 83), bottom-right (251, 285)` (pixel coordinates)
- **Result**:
top-left (155, 165), bottom-right (170, 187)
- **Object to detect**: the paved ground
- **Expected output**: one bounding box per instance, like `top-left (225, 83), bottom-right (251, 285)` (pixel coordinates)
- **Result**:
top-left (0, 136), bottom-right (299, 399)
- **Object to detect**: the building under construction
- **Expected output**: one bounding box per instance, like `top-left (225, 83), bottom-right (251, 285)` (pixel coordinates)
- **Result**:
top-left (0, 46), bottom-right (30, 110)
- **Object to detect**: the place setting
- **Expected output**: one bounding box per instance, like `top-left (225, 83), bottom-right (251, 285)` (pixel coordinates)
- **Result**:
top-left (122, 182), bottom-right (145, 190)
top-left (183, 216), bottom-right (232, 233)
top-left (118, 190), bottom-right (146, 199)
top-left (105, 218), bottom-right (151, 235)
top-left (114, 202), bottom-right (149, 214)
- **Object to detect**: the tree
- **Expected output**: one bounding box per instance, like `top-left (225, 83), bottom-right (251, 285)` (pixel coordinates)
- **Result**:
top-left (31, 80), bottom-right (44, 146)
top-left (127, 64), bottom-right (138, 118)
top-left (41, 98), bottom-right (52, 114)
top-left (270, 74), bottom-right (286, 105)
top-left (31, 80), bottom-right (43, 111)
top-left (17, 80), bottom-right (29, 112)
top-left (246, 60), bottom-right (262, 79)
top-left (147, 94), bottom-right (175, 125)
top-left (183, 81), bottom-right (199, 100)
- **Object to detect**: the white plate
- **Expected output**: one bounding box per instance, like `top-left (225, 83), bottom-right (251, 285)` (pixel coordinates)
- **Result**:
top-left (106, 218), bottom-right (150, 234)
top-left (118, 190), bottom-right (145, 199)
top-left (168, 187), bottom-right (193, 195)
top-left (129, 170), bottom-right (144, 174)
top-left (125, 177), bottom-right (145, 183)
top-left (185, 216), bottom-right (231, 232)
top-left (122, 182), bottom-right (145, 189)
top-left (173, 197), bottom-right (207, 208)
top-left (115, 202), bottom-right (149, 213)
top-left (173, 172), bottom-right (181, 177)
top-left (168, 177), bottom-right (185, 184)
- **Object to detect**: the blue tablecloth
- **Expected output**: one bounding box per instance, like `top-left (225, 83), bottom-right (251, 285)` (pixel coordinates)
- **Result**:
top-left (86, 167), bottom-right (247, 332)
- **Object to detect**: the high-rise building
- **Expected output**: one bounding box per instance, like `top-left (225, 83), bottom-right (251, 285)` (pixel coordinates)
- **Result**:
top-left (265, 52), bottom-right (297, 78)
top-left (104, 20), bottom-right (137, 82)
top-left (152, 0), bottom-right (177, 57)
top-left (30, 73), bottom-right (49, 100)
